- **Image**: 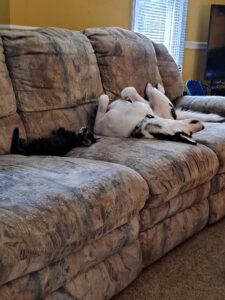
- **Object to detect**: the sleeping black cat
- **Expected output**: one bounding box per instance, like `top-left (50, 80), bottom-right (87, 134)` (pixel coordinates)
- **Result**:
top-left (10, 127), bottom-right (99, 156)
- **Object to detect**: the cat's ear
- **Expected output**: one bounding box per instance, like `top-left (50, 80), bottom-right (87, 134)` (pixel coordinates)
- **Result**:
top-left (10, 128), bottom-right (20, 154)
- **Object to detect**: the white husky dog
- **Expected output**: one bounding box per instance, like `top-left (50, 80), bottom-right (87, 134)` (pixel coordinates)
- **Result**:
top-left (94, 85), bottom-right (204, 144)
top-left (94, 83), bottom-right (210, 144)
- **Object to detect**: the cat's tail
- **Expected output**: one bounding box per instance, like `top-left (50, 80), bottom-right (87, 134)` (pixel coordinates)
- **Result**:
top-left (10, 128), bottom-right (20, 154)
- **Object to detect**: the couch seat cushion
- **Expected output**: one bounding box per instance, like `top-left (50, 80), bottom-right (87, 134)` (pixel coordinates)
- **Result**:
top-left (0, 155), bottom-right (148, 285)
top-left (194, 122), bottom-right (225, 174)
top-left (68, 137), bottom-right (219, 207)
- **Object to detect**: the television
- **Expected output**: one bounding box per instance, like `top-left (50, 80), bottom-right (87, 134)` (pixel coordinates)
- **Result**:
top-left (204, 5), bottom-right (225, 82)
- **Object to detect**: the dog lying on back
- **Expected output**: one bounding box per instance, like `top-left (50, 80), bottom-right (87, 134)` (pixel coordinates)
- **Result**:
top-left (11, 127), bottom-right (98, 156)
top-left (94, 84), bottom-right (209, 145)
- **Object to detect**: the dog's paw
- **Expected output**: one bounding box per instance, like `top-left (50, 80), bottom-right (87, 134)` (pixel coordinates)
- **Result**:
top-left (97, 94), bottom-right (110, 113)
top-left (98, 94), bottom-right (109, 103)
top-left (121, 87), bottom-right (137, 101)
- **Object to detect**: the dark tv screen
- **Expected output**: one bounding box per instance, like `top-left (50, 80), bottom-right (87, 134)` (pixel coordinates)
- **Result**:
top-left (205, 5), bottom-right (225, 81)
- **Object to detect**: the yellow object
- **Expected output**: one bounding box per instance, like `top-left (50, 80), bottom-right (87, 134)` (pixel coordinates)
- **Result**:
top-left (9, 0), bottom-right (132, 30)
top-left (0, 0), bottom-right (9, 24)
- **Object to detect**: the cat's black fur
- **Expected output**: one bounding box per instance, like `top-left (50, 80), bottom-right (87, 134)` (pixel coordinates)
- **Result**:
top-left (10, 127), bottom-right (99, 156)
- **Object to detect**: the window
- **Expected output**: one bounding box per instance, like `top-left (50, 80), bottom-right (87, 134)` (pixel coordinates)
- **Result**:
top-left (132, 0), bottom-right (188, 71)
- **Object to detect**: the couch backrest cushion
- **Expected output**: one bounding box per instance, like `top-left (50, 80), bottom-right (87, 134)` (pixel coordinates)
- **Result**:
top-left (21, 103), bottom-right (97, 139)
top-left (1, 28), bottom-right (103, 138)
top-left (84, 27), bottom-right (163, 100)
top-left (2, 28), bottom-right (103, 112)
top-left (0, 37), bottom-right (17, 118)
top-left (153, 43), bottom-right (183, 100)
top-left (0, 37), bottom-right (26, 154)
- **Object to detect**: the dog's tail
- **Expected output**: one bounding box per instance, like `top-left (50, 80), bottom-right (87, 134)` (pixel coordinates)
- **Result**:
top-left (10, 128), bottom-right (20, 154)
top-left (176, 108), bottom-right (225, 122)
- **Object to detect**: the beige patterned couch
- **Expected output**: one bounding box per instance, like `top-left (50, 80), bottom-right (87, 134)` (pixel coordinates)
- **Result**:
top-left (0, 27), bottom-right (225, 300)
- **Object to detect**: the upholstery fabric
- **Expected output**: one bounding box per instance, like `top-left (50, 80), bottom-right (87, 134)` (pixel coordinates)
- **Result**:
top-left (194, 122), bottom-right (225, 174)
top-left (0, 114), bottom-right (26, 154)
top-left (211, 173), bottom-right (225, 194)
top-left (0, 217), bottom-right (140, 298)
top-left (84, 27), bottom-right (163, 100)
top-left (0, 155), bottom-right (148, 285)
top-left (21, 103), bottom-right (97, 139)
top-left (140, 199), bottom-right (209, 267)
top-left (68, 137), bottom-right (219, 206)
top-left (140, 181), bottom-right (211, 231)
top-left (208, 189), bottom-right (225, 224)
top-left (174, 95), bottom-right (225, 116)
top-left (1, 28), bottom-right (103, 112)
top-left (0, 37), bottom-right (25, 154)
top-left (153, 42), bottom-right (183, 100)
top-left (0, 37), bottom-right (17, 118)
top-left (45, 242), bottom-right (142, 300)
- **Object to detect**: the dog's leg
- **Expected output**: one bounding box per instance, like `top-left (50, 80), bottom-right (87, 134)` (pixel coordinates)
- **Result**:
top-left (121, 87), bottom-right (148, 103)
top-left (96, 94), bottom-right (109, 116)
top-left (94, 95), bottom-right (110, 134)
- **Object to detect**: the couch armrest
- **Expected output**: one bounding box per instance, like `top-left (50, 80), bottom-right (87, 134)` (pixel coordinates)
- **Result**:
top-left (174, 95), bottom-right (225, 116)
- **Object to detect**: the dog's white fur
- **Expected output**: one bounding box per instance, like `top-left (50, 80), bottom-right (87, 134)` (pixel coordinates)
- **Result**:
top-left (95, 92), bottom-right (152, 137)
top-left (176, 109), bottom-right (225, 122)
top-left (94, 86), bottom-right (205, 142)
top-left (145, 82), bottom-right (225, 122)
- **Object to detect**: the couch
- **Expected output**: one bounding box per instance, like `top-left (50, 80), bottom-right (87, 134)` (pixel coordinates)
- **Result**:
top-left (0, 27), bottom-right (225, 300)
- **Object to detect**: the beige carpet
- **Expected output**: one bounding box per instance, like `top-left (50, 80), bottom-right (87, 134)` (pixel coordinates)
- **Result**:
top-left (114, 219), bottom-right (225, 300)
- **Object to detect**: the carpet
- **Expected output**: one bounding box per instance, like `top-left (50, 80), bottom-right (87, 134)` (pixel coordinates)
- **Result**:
top-left (114, 219), bottom-right (225, 300)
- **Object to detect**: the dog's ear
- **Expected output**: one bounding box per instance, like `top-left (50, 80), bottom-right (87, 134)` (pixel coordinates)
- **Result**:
top-left (157, 83), bottom-right (165, 94)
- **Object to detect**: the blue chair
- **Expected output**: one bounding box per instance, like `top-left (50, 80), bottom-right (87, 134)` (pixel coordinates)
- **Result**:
top-left (186, 80), bottom-right (206, 96)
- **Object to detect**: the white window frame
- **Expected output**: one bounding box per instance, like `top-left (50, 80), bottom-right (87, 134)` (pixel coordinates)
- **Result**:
top-left (131, 0), bottom-right (188, 72)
